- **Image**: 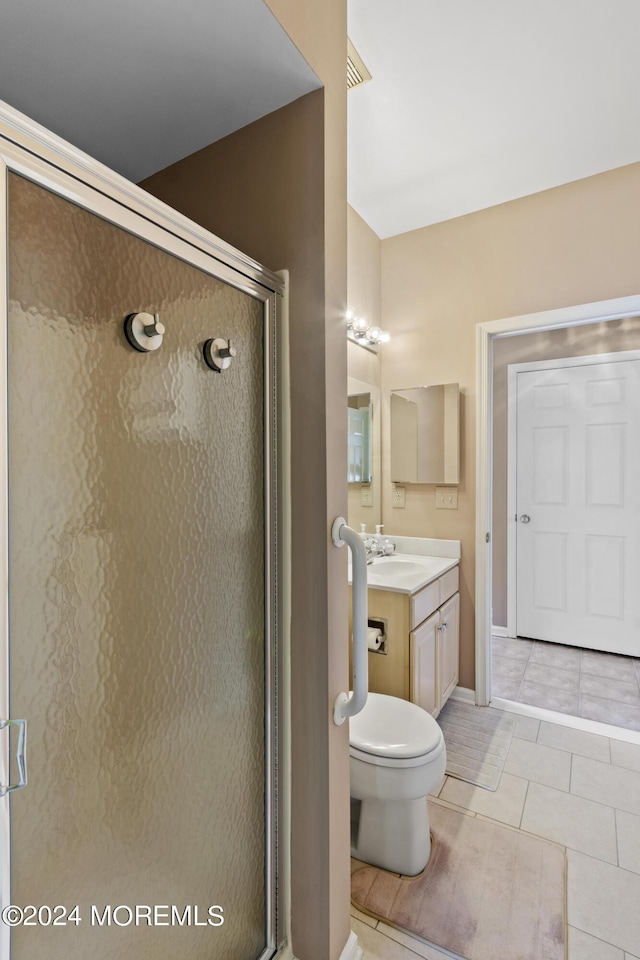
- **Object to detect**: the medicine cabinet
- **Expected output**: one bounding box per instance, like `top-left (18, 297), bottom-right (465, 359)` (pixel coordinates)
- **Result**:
top-left (390, 383), bottom-right (460, 484)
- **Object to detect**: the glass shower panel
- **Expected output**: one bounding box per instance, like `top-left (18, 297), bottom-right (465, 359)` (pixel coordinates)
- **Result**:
top-left (6, 173), bottom-right (270, 959)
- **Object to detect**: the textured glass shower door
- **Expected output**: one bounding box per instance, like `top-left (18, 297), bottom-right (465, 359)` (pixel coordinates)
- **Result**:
top-left (4, 173), bottom-right (275, 960)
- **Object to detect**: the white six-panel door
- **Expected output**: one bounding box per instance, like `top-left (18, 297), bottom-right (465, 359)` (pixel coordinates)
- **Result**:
top-left (513, 354), bottom-right (640, 655)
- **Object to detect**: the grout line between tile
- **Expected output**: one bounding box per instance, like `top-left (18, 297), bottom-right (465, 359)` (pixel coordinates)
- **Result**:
top-left (514, 673), bottom-right (525, 702)
top-left (569, 752), bottom-right (574, 795)
top-left (519, 778), bottom-right (530, 829)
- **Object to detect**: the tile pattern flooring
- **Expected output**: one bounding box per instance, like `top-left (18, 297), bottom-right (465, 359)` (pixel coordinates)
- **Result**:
top-left (352, 713), bottom-right (640, 960)
top-left (491, 635), bottom-right (640, 731)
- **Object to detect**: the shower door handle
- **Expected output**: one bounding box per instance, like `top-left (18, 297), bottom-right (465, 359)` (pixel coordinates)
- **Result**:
top-left (332, 517), bottom-right (368, 725)
top-left (0, 719), bottom-right (27, 797)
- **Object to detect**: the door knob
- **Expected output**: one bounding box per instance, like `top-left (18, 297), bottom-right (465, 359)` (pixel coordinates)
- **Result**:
top-left (519, 514), bottom-right (531, 523)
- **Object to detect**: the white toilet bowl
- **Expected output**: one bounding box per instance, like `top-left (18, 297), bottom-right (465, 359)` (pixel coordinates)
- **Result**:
top-left (349, 692), bottom-right (446, 876)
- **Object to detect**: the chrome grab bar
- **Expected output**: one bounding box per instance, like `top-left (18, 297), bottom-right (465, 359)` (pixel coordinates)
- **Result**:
top-left (332, 517), bottom-right (368, 725)
top-left (0, 719), bottom-right (27, 797)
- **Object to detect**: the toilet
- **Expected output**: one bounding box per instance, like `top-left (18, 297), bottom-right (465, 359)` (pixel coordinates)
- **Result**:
top-left (349, 692), bottom-right (446, 876)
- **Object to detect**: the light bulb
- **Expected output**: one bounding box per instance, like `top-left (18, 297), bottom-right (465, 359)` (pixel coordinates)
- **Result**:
top-left (378, 331), bottom-right (391, 343)
top-left (352, 316), bottom-right (368, 333)
top-left (366, 326), bottom-right (382, 343)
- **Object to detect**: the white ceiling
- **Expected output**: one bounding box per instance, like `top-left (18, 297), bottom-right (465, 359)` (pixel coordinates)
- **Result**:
top-left (0, 0), bottom-right (320, 183)
top-left (348, 0), bottom-right (640, 238)
top-left (3, 1), bottom-right (639, 243)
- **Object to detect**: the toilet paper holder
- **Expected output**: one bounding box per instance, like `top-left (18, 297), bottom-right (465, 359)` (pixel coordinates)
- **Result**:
top-left (367, 618), bottom-right (387, 655)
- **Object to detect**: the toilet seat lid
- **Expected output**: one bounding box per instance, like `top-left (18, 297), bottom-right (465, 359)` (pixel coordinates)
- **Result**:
top-left (349, 692), bottom-right (443, 759)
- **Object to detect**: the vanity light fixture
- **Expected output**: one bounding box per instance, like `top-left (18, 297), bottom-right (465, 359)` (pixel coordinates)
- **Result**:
top-left (346, 310), bottom-right (390, 347)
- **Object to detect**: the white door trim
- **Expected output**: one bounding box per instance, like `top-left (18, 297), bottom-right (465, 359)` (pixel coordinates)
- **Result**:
top-left (475, 296), bottom-right (640, 706)
top-left (506, 350), bottom-right (640, 641)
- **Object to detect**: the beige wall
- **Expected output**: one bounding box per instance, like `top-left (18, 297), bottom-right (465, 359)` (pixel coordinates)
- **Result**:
top-left (380, 161), bottom-right (640, 690)
top-left (348, 205), bottom-right (382, 333)
top-left (347, 205), bottom-right (382, 529)
top-left (492, 316), bottom-right (640, 627)
top-left (142, 3), bottom-right (348, 957)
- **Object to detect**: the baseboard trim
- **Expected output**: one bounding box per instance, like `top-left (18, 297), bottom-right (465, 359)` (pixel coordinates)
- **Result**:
top-left (491, 625), bottom-right (508, 637)
top-left (450, 686), bottom-right (475, 704)
top-left (340, 931), bottom-right (363, 960)
top-left (491, 697), bottom-right (640, 745)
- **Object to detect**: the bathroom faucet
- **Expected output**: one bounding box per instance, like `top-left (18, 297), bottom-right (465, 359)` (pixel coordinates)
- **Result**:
top-left (364, 537), bottom-right (385, 563)
top-left (364, 536), bottom-right (396, 562)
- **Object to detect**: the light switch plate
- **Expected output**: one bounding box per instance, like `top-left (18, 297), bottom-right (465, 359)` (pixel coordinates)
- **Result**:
top-left (361, 485), bottom-right (372, 507)
top-left (436, 487), bottom-right (458, 509)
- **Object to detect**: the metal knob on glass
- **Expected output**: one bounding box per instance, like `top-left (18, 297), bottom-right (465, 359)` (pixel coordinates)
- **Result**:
top-left (143, 315), bottom-right (165, 338)
top-left (203, 338), bottom-right (237, 372)
top-left (124, 311), bottom-right (165, 352)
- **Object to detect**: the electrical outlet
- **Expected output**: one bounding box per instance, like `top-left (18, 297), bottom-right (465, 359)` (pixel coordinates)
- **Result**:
top-left (393, 485), bottom-right (406, 508)
top-left (360, 485), bottom-right (372, 507)
top-left (436, 486), bottom-right (458, 509)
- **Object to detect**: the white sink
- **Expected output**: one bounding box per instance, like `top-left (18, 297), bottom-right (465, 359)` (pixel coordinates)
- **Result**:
top-left (367, 559), bottom-right (428, 577)
top-left (349, 552), bottom-right (458, 595)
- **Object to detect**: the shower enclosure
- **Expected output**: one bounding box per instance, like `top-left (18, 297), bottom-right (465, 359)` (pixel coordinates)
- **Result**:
top-left (0, 113), bottom-right (282, 960)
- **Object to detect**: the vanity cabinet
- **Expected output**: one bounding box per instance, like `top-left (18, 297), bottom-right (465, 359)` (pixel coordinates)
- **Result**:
top-left (349, 564), bottom-right (459, 717)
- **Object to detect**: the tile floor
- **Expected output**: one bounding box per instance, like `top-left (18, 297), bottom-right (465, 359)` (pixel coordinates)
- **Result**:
top-left (492, 635), bottom-right (640, 731)
top-left (351, 711), bottom-right (640, 960)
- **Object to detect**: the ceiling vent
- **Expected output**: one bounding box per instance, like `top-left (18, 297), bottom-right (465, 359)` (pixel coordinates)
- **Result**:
top-left (347, 38), bottom-right (371, 90)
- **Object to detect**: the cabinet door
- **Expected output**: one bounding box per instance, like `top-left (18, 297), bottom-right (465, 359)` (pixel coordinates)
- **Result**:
top-left (438, 592), bottom-right (460, 708)
top-left (410, 611), bottom-right (439, 716)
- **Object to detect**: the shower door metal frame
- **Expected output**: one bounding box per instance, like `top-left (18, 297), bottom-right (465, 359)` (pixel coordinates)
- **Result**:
top-left (0, 101), bottom-right (285, 960)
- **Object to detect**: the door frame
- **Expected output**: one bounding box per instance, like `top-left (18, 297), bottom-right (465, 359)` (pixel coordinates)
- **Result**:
top-left (475, 295), bottom-right (640, 706)
top-left (0, 102), bottom-right (288, 959)
top-left (505, 350), bottom-right (640, 641)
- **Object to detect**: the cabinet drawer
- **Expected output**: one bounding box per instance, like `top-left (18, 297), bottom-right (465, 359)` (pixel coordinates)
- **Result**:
top-left (410, 579), bottom-right (440, 629)
top-left (439, 566), bottom-right (459, 605)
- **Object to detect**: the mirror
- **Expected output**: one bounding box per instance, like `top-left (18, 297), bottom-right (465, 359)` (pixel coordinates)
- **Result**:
top-left (348, 393), bottom-right (372, 482)
top-left (390, 383), bottom-right (460, 484)
top-left (348, 376), bottom-right (381, 528)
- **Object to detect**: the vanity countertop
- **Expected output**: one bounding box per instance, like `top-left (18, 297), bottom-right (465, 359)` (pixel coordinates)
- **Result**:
top-left (348, 552), bottom-right (459, 596)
